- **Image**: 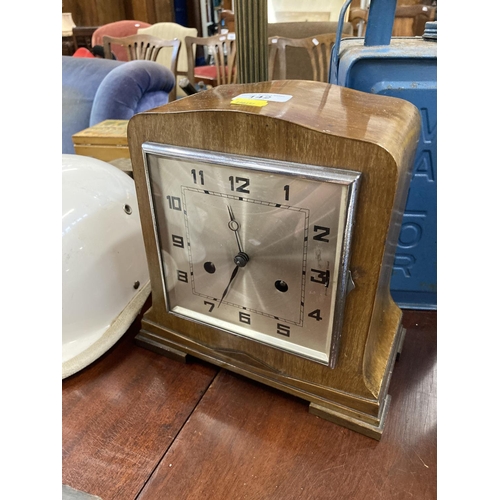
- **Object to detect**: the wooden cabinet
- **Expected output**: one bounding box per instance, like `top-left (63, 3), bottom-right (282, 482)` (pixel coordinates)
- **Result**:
top-left (63, 0), bottom-right (174, 27)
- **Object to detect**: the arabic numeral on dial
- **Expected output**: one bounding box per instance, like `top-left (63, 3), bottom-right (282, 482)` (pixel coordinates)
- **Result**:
top-left (229, 176), bottom-right (250, 193)
top-left (177, 270), bottom-right (189, 283)
top-left (172, 235), bottom-right (184, 248)
top-left (239, 312), bottom-right (251, 324)
top-left (204, 301), bottom-right (215, 312)
top-left (310, 269), bottom-right (330, 285)
top-left (166, 195), bottom-right (182, 211)
top-left (308, 309), bottom-right (323, 321)
top-left (277, 323), bottom-right (290, 337)
top-left (191, 169), bottom-right (205, 185)
top-left (284, 185), bottom-right (290, 201)
top-left (313, 225), bottom-right (330, 242)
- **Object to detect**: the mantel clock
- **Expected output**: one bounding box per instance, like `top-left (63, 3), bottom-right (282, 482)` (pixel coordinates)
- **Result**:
top-left (127, 81), bottom-right (420, 439)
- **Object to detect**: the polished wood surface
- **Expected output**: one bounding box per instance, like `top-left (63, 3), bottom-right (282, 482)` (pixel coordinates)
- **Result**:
top-left (62, 309), bottom-right (436, 499)
top-left (127, 81), bottom-right (420, 436)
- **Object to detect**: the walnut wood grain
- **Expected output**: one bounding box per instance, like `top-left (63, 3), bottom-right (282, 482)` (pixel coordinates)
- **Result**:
top-left (127, 80), bottom-right (421, 434)
top-left (137, 310), bottom-right (436, 500)
top-left (62, 307), bottom-right (219, 500)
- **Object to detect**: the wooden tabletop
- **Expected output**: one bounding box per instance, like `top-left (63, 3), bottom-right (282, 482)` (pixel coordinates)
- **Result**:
top-left (62, 305), bottom-right (436, 499)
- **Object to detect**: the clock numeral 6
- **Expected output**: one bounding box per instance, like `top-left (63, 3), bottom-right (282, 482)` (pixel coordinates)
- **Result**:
top-left (239, 312), bottom-right (251, 324)
top-left (229, 176), bottom-right (250, 194)
top-left (277, 323), bottom-right (291, 337)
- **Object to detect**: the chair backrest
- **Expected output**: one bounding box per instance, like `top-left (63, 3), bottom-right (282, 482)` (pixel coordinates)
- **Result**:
top-left (267, 22), bottom-right (353, 81)
top-left (92, 20), bottom-right (152, 61)
top-left (185, 33), bottom-right (237, 86)
top-left (137, 23), bottom-right (198, 76)
top-left (268, 33), bottom-right (337, 82)
top-left (102, 34), bottom-right (181, 100)
top-left (349, 5), bottom-right (436, 37)
top-left (218, 9), bottom-right (235, 33)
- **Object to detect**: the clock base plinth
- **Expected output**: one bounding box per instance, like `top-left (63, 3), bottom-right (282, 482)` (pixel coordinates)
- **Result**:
top-left (309, 395), bottom-right (391, 441)
top-left (135, 330), bottom-right (188, 363)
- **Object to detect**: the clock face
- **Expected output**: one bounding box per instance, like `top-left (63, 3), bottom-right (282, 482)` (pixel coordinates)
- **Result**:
top-left (143, 144), bottom-right (360, 366)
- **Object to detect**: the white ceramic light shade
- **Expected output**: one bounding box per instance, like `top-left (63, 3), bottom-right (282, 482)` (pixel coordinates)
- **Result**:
top-left (62, 154), bottom-right (150, 378)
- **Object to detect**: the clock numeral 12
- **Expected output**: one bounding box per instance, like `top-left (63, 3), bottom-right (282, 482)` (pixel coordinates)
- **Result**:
top-left (229, 176), bottom-right (250, 193)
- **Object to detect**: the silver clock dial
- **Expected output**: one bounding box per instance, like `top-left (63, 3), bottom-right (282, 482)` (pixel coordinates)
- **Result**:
top-left (144, 144), bottom-right (360, 366)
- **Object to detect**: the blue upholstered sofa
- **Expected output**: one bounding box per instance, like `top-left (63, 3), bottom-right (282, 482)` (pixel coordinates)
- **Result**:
top-left (62, 56), bottom-right (175, 154)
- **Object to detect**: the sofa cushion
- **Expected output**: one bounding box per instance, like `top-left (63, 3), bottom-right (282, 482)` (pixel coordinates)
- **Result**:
top-left (62, 56), bottom-right (123, 154)
top-left (91, 60), bottom-right (175, 125)
top-left (62, 56), bottom-right (174, 154)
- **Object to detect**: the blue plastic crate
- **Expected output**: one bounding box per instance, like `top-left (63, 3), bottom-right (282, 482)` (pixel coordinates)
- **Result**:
top-left (329, 2), bottom-right (437, 310)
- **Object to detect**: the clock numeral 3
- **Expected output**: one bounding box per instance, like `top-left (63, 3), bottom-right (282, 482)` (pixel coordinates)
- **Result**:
top-left (239, 312), bottom-right (251, 324)
top-left (277, 323), bottom-right (291, 337)
top-left (310, 269), bottom-right (330, 285)
top-left (229, 176), bottom-right (250, 194)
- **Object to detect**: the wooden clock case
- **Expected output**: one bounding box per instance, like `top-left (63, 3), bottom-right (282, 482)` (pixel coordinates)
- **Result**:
top-left (127, 80), bottom-right (420, 439)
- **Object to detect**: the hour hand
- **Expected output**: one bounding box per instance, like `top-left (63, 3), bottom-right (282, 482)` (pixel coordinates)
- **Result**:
top-left (227, 205), bottom-right (244, 254)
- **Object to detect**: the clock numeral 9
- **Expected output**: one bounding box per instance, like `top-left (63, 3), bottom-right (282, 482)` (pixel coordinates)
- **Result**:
top-left (166, 195), bottom-right (182, 211)
top-left (177, 270), bottom-right (189, 283)
top-left (277, 323), bottom-right (290, 337)
top-left (229, 176), bottom-right (250, 193)
top-left (172, 235), bottom-right (184, 248)
top-left (310, 269), bottom-right (330, 285)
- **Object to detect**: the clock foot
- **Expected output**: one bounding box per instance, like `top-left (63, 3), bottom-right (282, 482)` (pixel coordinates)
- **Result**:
top-left (309, 395), bottom-right (391, 441)
top-left (135, 331), bottom-right (188, 363)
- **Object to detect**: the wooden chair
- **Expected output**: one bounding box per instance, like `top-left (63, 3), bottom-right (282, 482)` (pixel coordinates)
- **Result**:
top-left (185, 33), bottom-right (237, 88)
top-left (102, 34), bottom-right (181, 100)
top-left (268, 33), bottom-right (336, 82)
top-left (137, 22), bottom-right (198, 99)
top-left (349, 5), bottom-right (436, 37)
top-left (92, 20), bottom-right (152, 61)
top-left (72, 27), bottom-right (99, 52)
top-left (218, 9), bottom-right (235, 33)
